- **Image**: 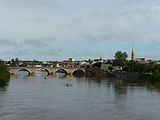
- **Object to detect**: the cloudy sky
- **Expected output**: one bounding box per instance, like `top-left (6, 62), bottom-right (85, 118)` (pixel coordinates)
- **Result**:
top-left (0, 0), bottom-right (160, 61)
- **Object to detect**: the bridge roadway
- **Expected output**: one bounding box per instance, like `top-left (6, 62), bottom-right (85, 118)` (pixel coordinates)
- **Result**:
top-left (8, 67), bottom-right (86, 75)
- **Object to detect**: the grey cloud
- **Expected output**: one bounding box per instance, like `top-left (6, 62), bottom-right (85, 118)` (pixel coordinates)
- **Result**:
top-left (75, 5), bottom-right (160, 44)
top-left (1, 0), bottom-right (63, 15)
top-left (2, 0), bottom-right (60, 8)
top-left (1, 0), bottom-right (160, 60)
top-left (12, 51), bottom-right (30, 56)
top-left (26, 17), bottom-right (51, 24)
top-left (0, 37), bottom-right (57, 47)
top-left (75, 50), bottom-right (104, 58)
top-left (2, 0), bottom-right (160, 44)
top-left (80, 32), bottom-right (139, 44)
top-left (1, 46), bottom-right (62, 60)
top-left (0, 37), bottom-right (19, 46)
top-left (36, 49), bottom-right (63, 57)
top-left (23, 37), bottom-right (57, 47)
top-left (2, 49), bottom-right (29, 56)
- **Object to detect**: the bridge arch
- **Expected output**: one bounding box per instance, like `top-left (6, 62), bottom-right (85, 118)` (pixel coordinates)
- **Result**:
top-left (55, 68), bottom-right (68, 75)
top-left (16, 68), bottom-right (32, 75)
top-left (36, 68), bottom-right (50, 75)
top-left (72, 69), bottom-right (85, 76)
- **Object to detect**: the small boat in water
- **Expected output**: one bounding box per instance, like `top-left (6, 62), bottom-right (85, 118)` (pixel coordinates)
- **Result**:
top-left (66, 83), bottom-right (72, 87)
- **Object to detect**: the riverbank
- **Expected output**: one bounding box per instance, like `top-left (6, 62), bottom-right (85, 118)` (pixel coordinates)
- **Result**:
top-left (112, 71), bottom-right (141, 79)
top-left (0, 65), bottom-right (10, 87)
top-left (112, 71), bottom-right (160, 82)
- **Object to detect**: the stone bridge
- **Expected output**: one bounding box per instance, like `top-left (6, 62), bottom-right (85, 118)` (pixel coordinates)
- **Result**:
top-left (8, 67), bottom-right (86, 75)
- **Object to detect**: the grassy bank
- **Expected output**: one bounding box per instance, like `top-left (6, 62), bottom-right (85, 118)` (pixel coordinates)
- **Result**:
top-left (0, 64), bottom-right (10, 87)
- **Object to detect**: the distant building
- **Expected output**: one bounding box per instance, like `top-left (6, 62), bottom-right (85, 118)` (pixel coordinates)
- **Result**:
top-left (93, 57), bottom-right (105, 63)
top-left (55, 63), bottom-right (60, 67)
top-left (101, 62), bottom-right (112, 71)
top-left (35, 65), bottom-right (42, 67)
top-left (79, 61), bottom-right (91, 67)
top-left (135, 58), bottom-right (146, 63)
top-left (146, 59), bottom-right (155, 64)
top-left (69, 58), bottom-right (75, 62)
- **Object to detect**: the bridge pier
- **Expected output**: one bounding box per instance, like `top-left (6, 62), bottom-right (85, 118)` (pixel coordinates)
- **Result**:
top-left (31, 72), bottom-right (36, 76)
top-left (68, 72), bottom-right (72, 75)
top-left (50, 72), bottom-right (54, 75)
top-left (10, 73), bottom-right (16, 75)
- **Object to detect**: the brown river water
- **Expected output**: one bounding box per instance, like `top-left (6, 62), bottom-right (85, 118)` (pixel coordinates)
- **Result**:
top-left (0, 71), bottom-right (160, 120)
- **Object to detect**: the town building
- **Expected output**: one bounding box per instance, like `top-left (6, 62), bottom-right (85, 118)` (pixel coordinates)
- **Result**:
top-left (69, 58), bottom-right (75, 62)
top-left (135, 58), bottom-right (146, 63)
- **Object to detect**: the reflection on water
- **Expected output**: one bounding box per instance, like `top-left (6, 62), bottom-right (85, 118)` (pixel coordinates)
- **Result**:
top-left (0, 71), bottom-right (160, 120)
top-left (55, 73), bottom-right (67, 77)
top-left (16, 71), bottom-right (30, 77)
top-left (36, 71), bottom-right (49, 76)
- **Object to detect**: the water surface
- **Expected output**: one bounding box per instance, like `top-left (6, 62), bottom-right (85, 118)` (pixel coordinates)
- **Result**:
top-left (0, 72), bottom-right (160, 120)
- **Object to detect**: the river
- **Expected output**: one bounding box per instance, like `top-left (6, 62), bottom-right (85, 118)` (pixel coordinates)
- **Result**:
top-left (0, 71), bottom-right (160, 120)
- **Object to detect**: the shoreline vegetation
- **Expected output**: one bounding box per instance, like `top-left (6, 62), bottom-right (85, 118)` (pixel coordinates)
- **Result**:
top-left (0, 63), bottom-right (10, 87)
top-left (125, 62), bottom-right (160, 81)
top-left (110, 51), bottom-right (160, 81)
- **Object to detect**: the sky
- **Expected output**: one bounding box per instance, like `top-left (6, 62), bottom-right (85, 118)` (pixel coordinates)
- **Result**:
top-left (0, 0), bottom-right (160, 61)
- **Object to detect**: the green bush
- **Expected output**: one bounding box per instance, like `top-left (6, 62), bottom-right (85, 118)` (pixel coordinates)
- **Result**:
top-left (153, 69), bottom-right (160, 81)
top-left (0, 64), bottom-right (10, 87)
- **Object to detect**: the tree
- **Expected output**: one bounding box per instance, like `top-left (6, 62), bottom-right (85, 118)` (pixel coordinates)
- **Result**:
top-left (0, 59), bottom-right (4, 65)
top-left (11, 58), bottom-right (16, 67)
top-left (123, 60), bottom-right (147, 73)
top-left (108, 66), bottom-right (113, 71)
top-left (134, 63), bottom-right (145, 73)
top-left (92, 62), bottom-right (101, 69)
top-left (0, 63), bottom-right (10, 87)
top-left (11, 58), bottom-right (15, 64)
top-left (114, 51), bottom-right (128, 61)
top-left (153, 64), bottom-right (160, 71)
top-left (153, 69), bottom-right (160, 81)
top-left (123, 60), bottom-right (137, 72)
top-left (144, 64), bottom-right (154, 73)
top-left (113, 51), bottom-right (128, 69)
top-left (15, 58), bottom-right (19, 64)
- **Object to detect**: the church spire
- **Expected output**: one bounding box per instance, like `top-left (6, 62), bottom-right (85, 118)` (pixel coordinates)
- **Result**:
top-left (131, 48), bottom-right (135, 60)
